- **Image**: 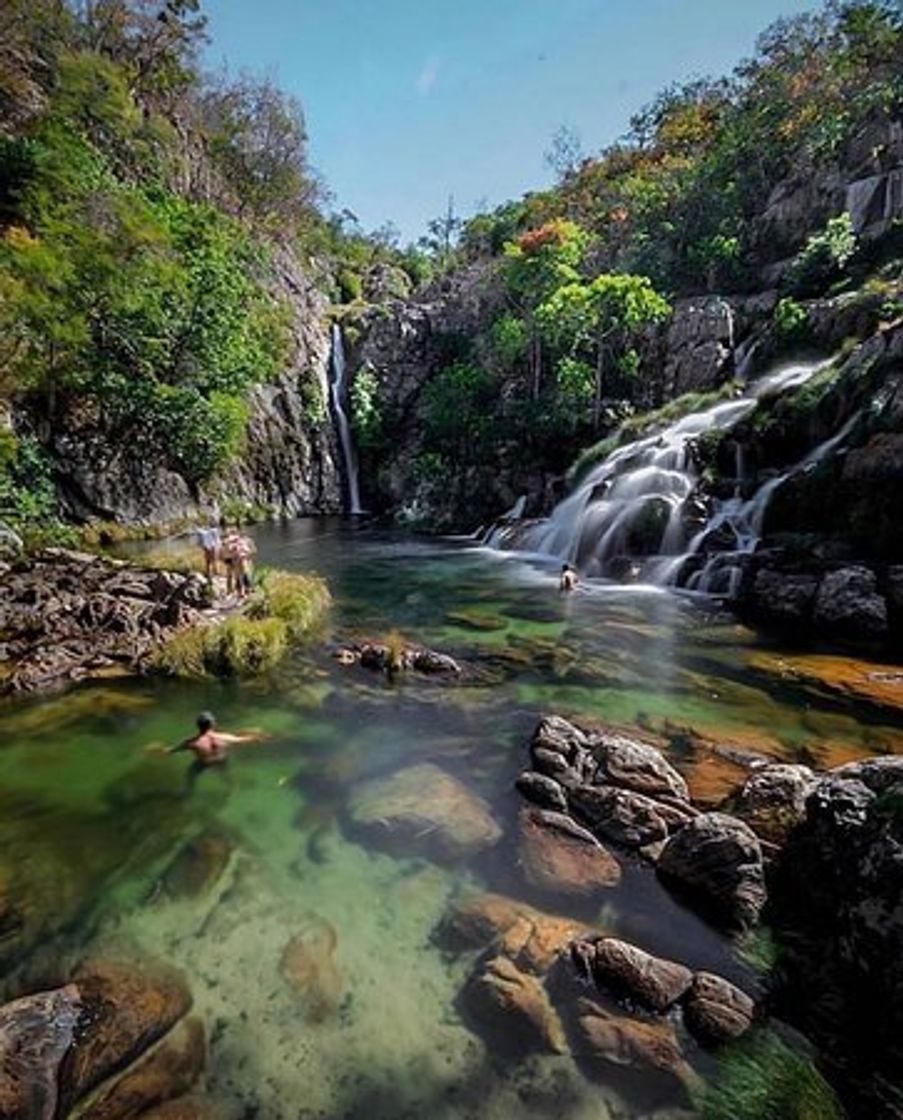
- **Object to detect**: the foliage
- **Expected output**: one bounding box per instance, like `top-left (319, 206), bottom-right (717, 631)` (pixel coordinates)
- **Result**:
top-left (773, 296), bottom-right (810, 342)
top-left (349, 365), bottom-right (383, 450)
top-left (250, 568), bottom-right (331, 640)
top-left (156, 615), bottom-right (288, 679)
top-left (490, 314), bottom-right (529, 368)
top-left (423, 362), bottom-right (495, 459)
top-left (785, 212), bottom-right (858, 296)
top-left (695, 1031), bottom-right (844, 1120)
top-left (0, 434), bottom-right (56, 528)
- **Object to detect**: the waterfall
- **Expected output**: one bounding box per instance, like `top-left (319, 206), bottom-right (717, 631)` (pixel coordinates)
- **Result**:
top-left (329, 324), bottom-right (362, 515)
top-left (489, 358), bottom-right (844, 589)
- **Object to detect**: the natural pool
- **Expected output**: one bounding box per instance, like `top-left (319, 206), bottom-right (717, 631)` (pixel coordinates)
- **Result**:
top-left (1, 519), bottom-right (901, 1119)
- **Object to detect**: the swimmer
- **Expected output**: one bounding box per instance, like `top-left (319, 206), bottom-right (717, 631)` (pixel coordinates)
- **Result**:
top-left (559, 563), bottom-right (579, 592)
top-left (168, 711), bottom-right (265, 792)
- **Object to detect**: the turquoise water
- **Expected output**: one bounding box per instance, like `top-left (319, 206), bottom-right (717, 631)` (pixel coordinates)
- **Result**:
top-left (0, 519), bottom-right (900, 1118)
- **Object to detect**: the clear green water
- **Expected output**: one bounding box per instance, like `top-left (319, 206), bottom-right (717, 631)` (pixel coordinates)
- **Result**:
top-left (1, 519), bottom-right (900, 1119)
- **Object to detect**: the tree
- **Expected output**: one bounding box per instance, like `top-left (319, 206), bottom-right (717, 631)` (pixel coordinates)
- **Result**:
top-left (537, 273), bottom-right (671, 427)
top-left (419, 195), bottom-right (462, 269)
top-left (545, 125), bottom-right (584, 181)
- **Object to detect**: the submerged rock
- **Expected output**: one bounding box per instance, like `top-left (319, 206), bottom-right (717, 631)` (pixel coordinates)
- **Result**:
top-left (575, 998), bottom-right (698, 1088)
top-left (657, 812), bottom-right (766, 930)
top-left (517, 807), bottom-right (621, 896)
top-left (279, 914), bottom-right (343, 1024)
top-left (462, 955), bottom-right (566, 1055)
top-left (346, 762), bottom-right (502, 862)
top-left (157, 830), bottom-right (233, 900)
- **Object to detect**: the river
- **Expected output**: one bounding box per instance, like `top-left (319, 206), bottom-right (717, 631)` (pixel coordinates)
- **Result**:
top-left (0, 519), bottom-right (900, 1118)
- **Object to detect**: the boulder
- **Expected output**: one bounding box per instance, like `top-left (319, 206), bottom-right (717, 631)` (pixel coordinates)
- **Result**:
top-left (517, 808), bottom-right (621, 896)
top-left (83, 1016), bottom-right (206, 1120)
top-left (731, 764), bottom-right (817, 844)
top-left (515, 770), bottom-right (568, 812)
top-left (462, 955), bottom-right (566, 1054)
top-left (748, 569), bottom-right (818, 625)
top-left (568, 784), bottom-right (673, 848)
top-left (531, 715), bottom-right (588, 760)
top-left (591, 732), bottom-right (689, 801)
top-left (279, 913), bottom-right (343, 1024)
top-left (813, 566), bottom-right (888, 640)
top-left (58, 957), bottom-right (193, 1114)
top-left (657, 812), bottom-right (766, 930)
top-left (589, 938), bottom-right (693, 1013)
top-left (346, 762), bottom-right (502, 862)
top-left (0, 984), bottom-right (81, 1120)
top-left (683, 972), bottom-right (755, 1045)
top-left (575, 998), bottom-right (698, 1088)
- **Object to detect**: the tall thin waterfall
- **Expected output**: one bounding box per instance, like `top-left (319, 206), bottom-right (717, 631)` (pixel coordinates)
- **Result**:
top-left (329, 324), bottom-right (362, 515)
top-left (487, 359), bottom-right (845, 589)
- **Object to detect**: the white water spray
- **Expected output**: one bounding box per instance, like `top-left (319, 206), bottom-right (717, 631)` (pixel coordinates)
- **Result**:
top-left (329, 324), bottom-right (362, 515)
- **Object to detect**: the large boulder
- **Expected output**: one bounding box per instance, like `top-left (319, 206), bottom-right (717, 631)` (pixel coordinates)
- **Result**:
top-left (813, 566), bottom-right (888, 640)
top-left (657, 812), bottom-right (766, 930)
top-left (517, 808), bottom-right (621, 896)
top-left (346, 763), bottom-right (502, 862)
top-left (590, 732), bottom-right (689, 802)
top-left (588, 938), bottom-right (693, 1014)
top-left (461, 955), bottom-right (566, 1055)
top-left (748, 569), bottom-right (818, 625)
top-left (730, 763), bottom-right (817, 844)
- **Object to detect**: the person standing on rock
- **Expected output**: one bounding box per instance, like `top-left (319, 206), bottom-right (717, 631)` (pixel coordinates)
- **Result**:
top-left (221, 526), bottom-right (243, 598)
top-left (559, 563), bottom-right (579, 592)
top-left (197, 523), bottom-right (221, 583)
top-left (167, 711), bottom-right (265, 793)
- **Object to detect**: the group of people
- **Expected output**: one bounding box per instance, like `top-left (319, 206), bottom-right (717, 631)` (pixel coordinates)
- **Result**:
top-left (197, 523), bottom-right (257, 599)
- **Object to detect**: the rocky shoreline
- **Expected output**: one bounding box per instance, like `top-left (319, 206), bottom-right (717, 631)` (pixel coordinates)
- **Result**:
top-left (0, 550), bottom-right (221, 696)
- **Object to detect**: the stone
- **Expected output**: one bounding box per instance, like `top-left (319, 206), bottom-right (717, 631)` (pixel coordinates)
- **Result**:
top-left (591, 731), bottom-right (690, 802)
top-left (568, 784), bottom-right (673, 848)
top-left (531, 715), bottom-right (587, 760)
top-left (58, 957), bottom-right (193, 1114)
top-left (279, 913), bottom-right (344, 1023)
top-left (657, 812), bottom-right (766, 930)
top-left (410, 648), bottom-right (462, 674)
top-left (731, 764), bottom-right (817, 844)
top-left (530, 747), bottom-right (581, 786)
top-left (683, 972), bottom-right (755, 1045)
top-left (749, 569), bottom-right (818, 625)
top-left (515, 770), bottom-right (568, 812)
top-left (0, 984), bottom-right (81, 1120)
top-left (589, 938), bottom-right (693, 1013)
top-left (158, 830), bottom-right (233, 899)
top-left (84, 1016), bottom-right (206, 1120)
top-left (517, 808), bottom-right (621, 896)
top-left (462, 955), bottom-right (566, 1054)
top-left (831, 755), bottom-right (903, 793)
top-left (813, 566), bottom-right (888, 639)
top-left (347, 763), bottom-right (502, 862)
top-left (575, 998), bottom-right (698, 1088)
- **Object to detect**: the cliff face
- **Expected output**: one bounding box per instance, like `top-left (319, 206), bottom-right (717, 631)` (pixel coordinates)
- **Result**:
top-left (27, 252), bottom-right (343, 528)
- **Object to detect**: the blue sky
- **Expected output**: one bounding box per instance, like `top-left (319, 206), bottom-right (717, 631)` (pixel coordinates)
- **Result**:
top-left (202, 0), bottom-right (820, 244)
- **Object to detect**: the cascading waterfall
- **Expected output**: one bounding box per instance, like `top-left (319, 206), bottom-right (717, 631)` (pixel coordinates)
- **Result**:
top-left (486, 358), bottom-right (852, 592)
top-left (329, 324), bottom-right (363, 515)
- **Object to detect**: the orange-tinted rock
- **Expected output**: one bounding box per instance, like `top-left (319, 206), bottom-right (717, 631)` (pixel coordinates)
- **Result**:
top-left (84, 1017), bottom-right (206, 1120)
top-left (518, 808), bottom-right (621, 896)
top-left (58, 957), bottom-right (192, 1113)
top-left (590, 938), bottom-right (693, 1013)
top-left (279, 914), bottom-right (343, 1023)
top-left (575, 998), bottom-right (697, 1088)
top-left (462, 955), bottom-right (566, 1054)
top-left (749, 651), bottom-right (903, 714)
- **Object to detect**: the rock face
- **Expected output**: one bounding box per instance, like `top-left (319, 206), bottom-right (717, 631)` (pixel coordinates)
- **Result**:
top-left (41, 252), bottom-right (342, 526)
top-left (657, 812), bottom-right (766, 931)
top-left (517, 808), bottom-right (621, 896)
top-left (770, 758), bottom-right (903, 1117)
top-left (0, 550), bottom-right (214, 695)
top-left (346, 763), bottom-right (502, 862)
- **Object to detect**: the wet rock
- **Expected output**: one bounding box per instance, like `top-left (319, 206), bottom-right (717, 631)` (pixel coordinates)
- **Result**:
top-left (59, 957), bottom-right (192, 1114)
top-left (575, 998), bottom-right (697, 1088)
top-left (831, 754), bottom-right (903, 793)
top-left (683, 972), bottom-right (755, 1045)
top-left (813, 566), bottom-right (888, 639)
top-left (591, 732), bottom-right (689, 802)
top-left (158, 830), bottom-right (233, 900)
top-left (85, 1016), bottom-right (206, 1120)
top-left (279, 914), bottom-right (344, 1024)
top-left (589, 938), bottom-right (693, 1013)
top-left (410, 648), bottom-right (461, 674)
top-left (730, 764), bottom-right (817, 844)
top-left (657, 812), bottom-right (766, 930)
top-left (748, 569), bottom-right (818, 625)
top-left (345, 641), bottom-right (461, 675)
top-left (515, 770), bottom-right (568, 812)
top-left (518, 808), bottom-right (621, 896)
top-left (462, 955), bottom-right (566, 1054)
top-left (347, 762), bottom-right (502, 862)
top-left (531, 715), bottom-right (588, 760)
top-left (530, 747), bottom-right (581, 786)
top-left (568, 785), bottom-right (673, 848)
top-left (0, 984), bottom-right (81, 1120)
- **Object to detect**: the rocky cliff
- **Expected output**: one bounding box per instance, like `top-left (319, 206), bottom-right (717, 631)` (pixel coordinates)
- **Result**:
top-left (21, 253), bottom-right (343, 529)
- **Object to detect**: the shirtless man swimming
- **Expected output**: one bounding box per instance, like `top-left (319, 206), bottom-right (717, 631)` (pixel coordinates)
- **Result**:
top-left (559, 563), bottom-right (579, 592)
top-left (169, 711), bottom-right (263, 791)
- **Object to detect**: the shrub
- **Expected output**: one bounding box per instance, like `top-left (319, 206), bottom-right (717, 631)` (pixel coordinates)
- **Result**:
top-left (786, 213), bottom-right (858, 297)
top-left (337, 267), bottom-right (363, 302)
top-left (251, 568), bottom-right (331, 639)
top-left (773, 296), bottom-right (810, 343)
top-left (156, 616), bottom-right (288, 678)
